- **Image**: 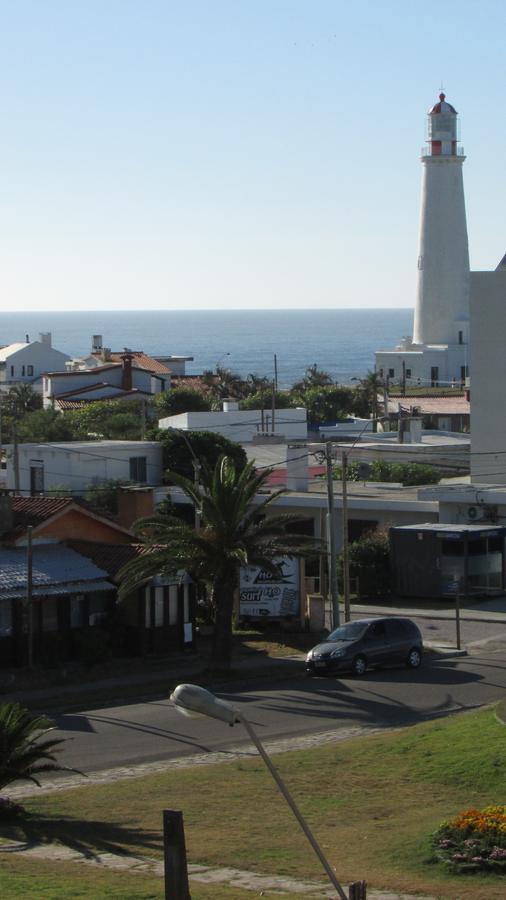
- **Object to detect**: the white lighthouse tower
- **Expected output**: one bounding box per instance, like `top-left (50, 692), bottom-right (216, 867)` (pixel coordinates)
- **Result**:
top-left (413, 93), bottom-right (470, 346)
top-left (376, 92), bottom-right (470, 388)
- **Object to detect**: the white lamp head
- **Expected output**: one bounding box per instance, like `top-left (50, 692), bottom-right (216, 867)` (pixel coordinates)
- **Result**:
top-left (170, 684), bottom-right (240, 726)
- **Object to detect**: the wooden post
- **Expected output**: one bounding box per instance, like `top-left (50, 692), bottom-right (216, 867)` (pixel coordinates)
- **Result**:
top-left (349, 880), bottom-right (367, 899)
top-left (163, 809), bottom-right (191, 900)
top-left (455, 587), bottom-right (461, 651)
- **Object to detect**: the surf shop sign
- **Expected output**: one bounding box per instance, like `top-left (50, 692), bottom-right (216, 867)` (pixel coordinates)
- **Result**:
top-left (239, 558), bottom-right (300, 618)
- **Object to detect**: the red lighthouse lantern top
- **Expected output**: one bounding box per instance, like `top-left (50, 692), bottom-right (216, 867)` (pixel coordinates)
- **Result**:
top-left (423, 92), bottom-right (461, 158)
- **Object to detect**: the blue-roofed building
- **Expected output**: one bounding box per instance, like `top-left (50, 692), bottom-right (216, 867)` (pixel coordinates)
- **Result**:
top-left (0, 545), bottom-right (115, 666)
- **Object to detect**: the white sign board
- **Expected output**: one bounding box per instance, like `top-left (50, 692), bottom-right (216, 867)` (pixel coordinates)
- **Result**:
top-left (239, 557), bottom-right (300, 618)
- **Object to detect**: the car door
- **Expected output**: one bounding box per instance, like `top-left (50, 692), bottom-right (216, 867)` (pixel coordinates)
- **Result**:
top-left (384, 619), bottom-right (409, 662)
top-left (362, 621), bottom-right (390, 665)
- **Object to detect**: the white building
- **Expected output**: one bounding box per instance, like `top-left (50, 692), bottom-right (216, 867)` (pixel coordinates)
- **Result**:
top-left (43, 354), bottom-right (166, 409)
top-left (469, 267), bottom-right (506, 483)
top-left (376, 93), bottom-right (470, 388)
top-left (3, 441), bottom-right (163, 496)
top-left (158, 400), bottom-right (308, 443)
top-left (0, 333), bottom-right (70, 388)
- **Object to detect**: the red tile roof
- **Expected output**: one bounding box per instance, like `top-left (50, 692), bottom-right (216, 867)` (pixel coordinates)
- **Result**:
top-left (91, 351), bottom-right (172, 375)
top-left (68, 541), bottom-right (146, 579)
top-left (12, 496), bottom-right (74, 526)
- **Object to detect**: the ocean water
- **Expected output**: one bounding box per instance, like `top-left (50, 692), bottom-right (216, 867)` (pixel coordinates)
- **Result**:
top-left (0, 308), bottom-right (412, 389)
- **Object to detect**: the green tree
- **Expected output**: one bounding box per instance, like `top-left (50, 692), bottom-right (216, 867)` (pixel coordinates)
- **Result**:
top-left (292, 364), bottom-right (334, 393)
top-left (201, 366), bottom-right (245, 405)
top-left (7, 383), bottom-right (42, 415)
top-left (0, 702), bottom-right (74, 796)
top-left (352, 371), bottom-right (383, 428)
top-left (240, 389), bottom-right (294, 411)
top-left (66, 400), bottom-right (145, 440)
top-left (339, 530), bottom-right (391, 598)
top-left (301, 385), bottom-right (357, 427)
top-left (16, 409), bottom-right (76, 442)
top-left (155, 428), bottom-right (248, 481)
top-left (154, 388), bottom-right (212, 417)
top-left (118, 456), bottom-right (320, 671)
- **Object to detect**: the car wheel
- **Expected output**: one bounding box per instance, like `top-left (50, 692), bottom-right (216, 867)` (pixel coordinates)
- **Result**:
top-left (351, 655), bottom-right (367, 676)
top-left (406, 647), bottom-right (422, 669)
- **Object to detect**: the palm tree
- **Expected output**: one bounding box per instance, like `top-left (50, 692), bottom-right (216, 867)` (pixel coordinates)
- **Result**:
top-left (119, 456), bottom-right (320, 671)
top-left (7, 383), bottom-right (42, 414)
top-left (292, 364), bottom-right (334, 394)
top-left (0, 702), bottom-right (74, 794)
top-left (354, 370), bottom-right (383, 430)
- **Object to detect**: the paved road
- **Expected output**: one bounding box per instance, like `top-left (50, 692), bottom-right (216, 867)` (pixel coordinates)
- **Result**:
top-left (54, 647), bottom-right (506, 773)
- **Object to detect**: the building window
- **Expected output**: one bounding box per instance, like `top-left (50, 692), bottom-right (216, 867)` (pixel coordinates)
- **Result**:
top-left (405, 368), bottom-right (412, 378)
top-left (458, 331), bottom-right (463, 345)
top-left (129, 456), bottom-right (147, 482)
top-left (21, 365), bottom-right (25, 376)
top-left (27, 365), bottom-right (34, 376)
top-left (10, 365), bottom-right (14, 377)
top-left (388, 368), bottom-right (395, 378)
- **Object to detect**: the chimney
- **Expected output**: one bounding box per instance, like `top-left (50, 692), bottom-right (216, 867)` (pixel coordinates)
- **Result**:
top-left (25, 334), bottom-right (29, 343)
top-left (121, 352), bottom-right (134, 391)
top-left (39, 332), bottom-right (52, 347)
top-left (286, 444), bottom-right (308, 491)
top-left (117, 486), bottom-right (155, 529)
top-left (92, 334), bottom-right (103, 353)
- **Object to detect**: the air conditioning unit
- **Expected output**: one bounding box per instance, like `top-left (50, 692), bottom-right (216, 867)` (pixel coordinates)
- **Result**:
top-left (467, 504), bottom-right (499, 523)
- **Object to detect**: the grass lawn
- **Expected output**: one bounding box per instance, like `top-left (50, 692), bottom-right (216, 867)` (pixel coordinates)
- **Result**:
top-left (1, 706), bottom-right (506, 898)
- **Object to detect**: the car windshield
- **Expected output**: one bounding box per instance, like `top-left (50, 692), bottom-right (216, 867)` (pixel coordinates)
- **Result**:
top-left (326, 622), bottom-right (368, 642)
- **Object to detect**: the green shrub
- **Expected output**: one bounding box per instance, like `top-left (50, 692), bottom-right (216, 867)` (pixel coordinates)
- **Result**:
top-left (339, 530), bottom-right (391, 597)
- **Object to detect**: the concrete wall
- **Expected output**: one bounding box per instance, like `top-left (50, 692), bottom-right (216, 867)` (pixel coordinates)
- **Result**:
top-left (4, 441), bottom-right (163, 495)
top-left (158, 408), bottom-right (308, 443)
top-left (470, 270), bottom-right (506, 483)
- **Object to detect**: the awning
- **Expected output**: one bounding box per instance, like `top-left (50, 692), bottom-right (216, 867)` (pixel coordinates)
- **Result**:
top-left (0, 580), bottom-right (115, 601)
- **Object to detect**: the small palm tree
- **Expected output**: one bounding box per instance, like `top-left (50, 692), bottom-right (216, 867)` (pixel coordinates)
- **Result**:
top-left (0, 702), bottom-right (73, 794)
top-left (119, 455), bottom-right (320, 671)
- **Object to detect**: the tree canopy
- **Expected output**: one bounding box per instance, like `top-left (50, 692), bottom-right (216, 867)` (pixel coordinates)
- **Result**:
top-left (155, 428), bottom-right (248, 481)
top-left (154, 388), bottom-right (212, 418)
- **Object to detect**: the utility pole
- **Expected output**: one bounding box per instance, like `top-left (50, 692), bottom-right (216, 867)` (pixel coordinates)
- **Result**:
top-left (140, 399), bottom-right (147, 440)
top-left (402, 360), bottom-right (406, 396)
top-left (382, 375), bottom-right (389, 425)
top-left (274, 353), bottom-right (278, 392)
top-left (341, 450), bottom-right (351, 623)
top-left (325, 442), bottom-right (340, 628)
top-left (12, 400), bottom-right (20, 495)
top-left (271, 381), bottom-right (276, 435)
top-left (26, 526), bottom-right (34, 668)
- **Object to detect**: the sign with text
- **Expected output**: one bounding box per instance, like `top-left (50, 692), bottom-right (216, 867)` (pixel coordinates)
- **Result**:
top-left (239, 558), bottom-right (300, 618)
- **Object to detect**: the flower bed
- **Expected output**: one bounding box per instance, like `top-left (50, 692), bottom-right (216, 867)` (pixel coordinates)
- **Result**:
top-left (432, 805), bottom-right (506, 872)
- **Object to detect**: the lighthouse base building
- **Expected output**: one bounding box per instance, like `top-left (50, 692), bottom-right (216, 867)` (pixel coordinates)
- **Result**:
top-left (375, 93), bottom-right (470, 389)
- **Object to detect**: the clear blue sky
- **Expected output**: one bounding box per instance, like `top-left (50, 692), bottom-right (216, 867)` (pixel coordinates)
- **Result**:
top-left (1, 0), bottom-right (505, 312)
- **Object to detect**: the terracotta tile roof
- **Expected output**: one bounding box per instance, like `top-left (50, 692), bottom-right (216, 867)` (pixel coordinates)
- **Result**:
top-left (68, 540), bottom-right (146, 580)
top-left (54, 387), bottom-right (152, 409)
top-left (91, 351), bottom-right (172, 376)
top-left (12, 496), bottom-right (74, 530)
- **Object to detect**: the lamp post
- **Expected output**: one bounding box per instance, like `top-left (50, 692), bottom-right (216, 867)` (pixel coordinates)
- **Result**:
top-left (216, 352), bottom-right (231, 372)
top-left (170, 684), bottom-right (347, 899)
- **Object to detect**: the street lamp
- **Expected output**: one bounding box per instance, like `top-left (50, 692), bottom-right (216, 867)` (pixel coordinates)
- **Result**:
top-left (170, 684), bottom-right (347, 899)
top-left (216, 352), bottom-right (231, 371)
